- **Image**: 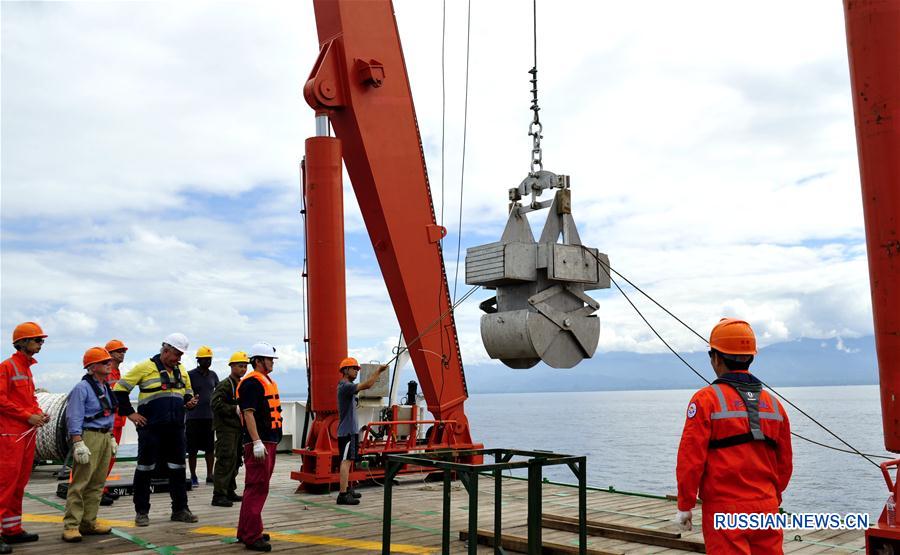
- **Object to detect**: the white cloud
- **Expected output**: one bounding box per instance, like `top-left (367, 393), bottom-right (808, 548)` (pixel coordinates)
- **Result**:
top-left (1, 1), bottom-right (876, 391)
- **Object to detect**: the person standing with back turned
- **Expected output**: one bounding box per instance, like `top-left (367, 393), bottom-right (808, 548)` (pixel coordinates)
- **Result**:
top-left (675, 318), bottom-right (793, 554)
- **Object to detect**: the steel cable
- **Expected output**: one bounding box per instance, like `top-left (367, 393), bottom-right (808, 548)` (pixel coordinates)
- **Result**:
top-left (579, 246), bottom-right (888, 467)
top-left (451, 0), bottom-right (472, 305)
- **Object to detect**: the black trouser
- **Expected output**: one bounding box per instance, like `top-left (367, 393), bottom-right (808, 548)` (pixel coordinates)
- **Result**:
top-left (212, 429), bottom-right (242, 498)
top-left (133, 423), bottom-right (188, 514)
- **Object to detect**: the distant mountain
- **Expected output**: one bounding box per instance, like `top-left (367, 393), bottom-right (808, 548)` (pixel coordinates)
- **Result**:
top-left (461, 336), bottom-right (878, 394)
top-left (277, 336), bottom-right (878, 398)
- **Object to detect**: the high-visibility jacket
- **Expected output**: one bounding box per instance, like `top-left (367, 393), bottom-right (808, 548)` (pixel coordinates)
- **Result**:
top-left (114, 355), bottom-right (194, 425)
top-left (676, 371), bottom-right (792, 512)
top-left (236, 371), bottom-right (282, 430)
top-left (0, 352), bottom-right (41, 435)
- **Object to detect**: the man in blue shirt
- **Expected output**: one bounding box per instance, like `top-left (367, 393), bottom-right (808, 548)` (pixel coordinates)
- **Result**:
top-left (336, 357), bottom-right (386, 506)
top-left (62, 347), bottom-right (118, 543)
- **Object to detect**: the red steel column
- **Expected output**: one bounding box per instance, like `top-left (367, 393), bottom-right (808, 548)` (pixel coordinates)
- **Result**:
top-left (304, 136), bottom-right (347, 415)
top-left (844, 0), bottom-right (900, 451)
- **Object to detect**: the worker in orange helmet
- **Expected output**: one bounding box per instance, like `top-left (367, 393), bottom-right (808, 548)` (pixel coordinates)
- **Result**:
top-left (675, 318), bottom-right (793, 554)
top-left (336, 357), bottom-right (387, 506)
top-left (0, 322), bottom-right (51, 552)
top-left (101, 339), bottom-right (128, 506)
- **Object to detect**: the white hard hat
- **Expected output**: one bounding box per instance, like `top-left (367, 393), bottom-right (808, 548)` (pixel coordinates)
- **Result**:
top-left (162, 332), bottom-right (190, 353)
top-left (249, 342), bottom-right (278, 359)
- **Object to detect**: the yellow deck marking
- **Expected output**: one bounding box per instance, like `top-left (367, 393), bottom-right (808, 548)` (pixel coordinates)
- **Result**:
top-left (193, 525), bottom-right (434, 554)
top-left (24, 514), bottom-right (135, 527)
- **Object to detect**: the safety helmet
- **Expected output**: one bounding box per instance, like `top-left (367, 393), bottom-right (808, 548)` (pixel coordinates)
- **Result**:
top-left (83, 347), bottom-right (112, 369)
top-left (13, 322), bottom-right (47, 343)
top-left (105, 339), bottom-right (128, 352)
top-left (162, 332), bottom-right (190, 353)
top-left (196, 345), bottom-right (214, 358)
top-left (709, 318), bottom-right (757, 355)
top-left (339, 357), bottom-right (360, 372)
top-left (249, 342), bottom-right (278, 359)
top-left (229, 351), bottom-right (250, 364)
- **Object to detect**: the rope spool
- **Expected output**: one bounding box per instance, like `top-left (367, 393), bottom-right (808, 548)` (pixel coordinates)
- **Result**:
top-left (35, 392), bottom-right (70, 462)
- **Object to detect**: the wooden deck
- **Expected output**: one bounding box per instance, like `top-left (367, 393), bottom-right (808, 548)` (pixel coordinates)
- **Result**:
top-left (16, 455), bottom-right (865, 554)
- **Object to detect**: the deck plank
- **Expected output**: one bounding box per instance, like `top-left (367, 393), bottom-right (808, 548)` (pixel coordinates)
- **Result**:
top-left (11, 457), bottom-right (864, 554)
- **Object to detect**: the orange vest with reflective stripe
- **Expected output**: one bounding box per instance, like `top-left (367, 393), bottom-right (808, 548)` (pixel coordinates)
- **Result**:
top-left (676, 372), bottom-right (793, 512)
top-left (236, 370), bottom-right (282, 429)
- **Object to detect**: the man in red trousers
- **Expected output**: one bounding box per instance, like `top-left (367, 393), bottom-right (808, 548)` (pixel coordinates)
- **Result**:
top-left (235, 342), bottom-right (282, 552)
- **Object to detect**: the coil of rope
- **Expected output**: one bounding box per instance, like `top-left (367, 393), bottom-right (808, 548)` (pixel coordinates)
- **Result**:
top-left (35, 392), bottom-right (71, 462)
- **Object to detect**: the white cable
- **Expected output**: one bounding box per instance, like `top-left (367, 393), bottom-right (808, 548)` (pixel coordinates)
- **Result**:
top-left (34, 392), bottom-right (70, 461)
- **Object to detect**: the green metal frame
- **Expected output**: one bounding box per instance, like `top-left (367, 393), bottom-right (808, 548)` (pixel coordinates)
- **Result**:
top-left (383, 448), bottom-right (587, 555)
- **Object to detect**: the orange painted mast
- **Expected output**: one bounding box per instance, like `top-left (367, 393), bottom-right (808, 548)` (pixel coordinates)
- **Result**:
top-left (293, 0), bottom-right (481, 489)
top-left (845, 0), bottom-right (900, 454)
top-left (300, 132), bottom-right (349, 483)
top-left (843, 0), bottom-right (900, 548)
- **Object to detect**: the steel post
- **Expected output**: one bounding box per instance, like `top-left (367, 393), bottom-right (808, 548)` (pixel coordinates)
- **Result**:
top-left (527, 461), bottom-right (542, 553)
top-left (443, 470), bottom-right (451, 554)
top-left (468, 470), bottom-right (479, 555)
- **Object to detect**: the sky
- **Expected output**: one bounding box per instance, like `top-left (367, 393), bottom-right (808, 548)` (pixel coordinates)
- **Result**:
top-left (1, 1), bottom-right (872, 391)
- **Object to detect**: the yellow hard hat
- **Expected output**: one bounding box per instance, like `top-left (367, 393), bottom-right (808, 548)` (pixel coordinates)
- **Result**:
top-left (196, 345), bottom-right (214, 358)
top-left (229, 351), bottom-right (250, 364)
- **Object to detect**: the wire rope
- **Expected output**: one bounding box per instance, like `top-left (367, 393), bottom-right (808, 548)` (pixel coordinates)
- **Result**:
top-left (579, 246), bottom-right (888, 467)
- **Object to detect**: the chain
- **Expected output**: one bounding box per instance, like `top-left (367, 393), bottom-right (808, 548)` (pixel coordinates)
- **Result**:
top-left (529, 67), bottom-right (542, 174)
top-left (528, 0), bottom-right (542, 174)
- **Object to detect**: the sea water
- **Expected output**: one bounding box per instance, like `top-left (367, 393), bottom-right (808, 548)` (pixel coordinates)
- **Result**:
top-left (465, 385), bottom-right (888, 519)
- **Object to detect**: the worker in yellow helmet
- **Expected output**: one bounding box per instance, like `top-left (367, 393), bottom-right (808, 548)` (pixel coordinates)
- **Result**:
top-left (210, 351), bottom-right (249, 507)
top-left (187, 346), bottom-right (219, 487)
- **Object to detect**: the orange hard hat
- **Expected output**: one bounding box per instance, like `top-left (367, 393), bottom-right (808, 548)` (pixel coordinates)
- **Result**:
top-left (105, 339), bottom-right (128, 352)
top-left (12, 322), bottom-right (47, 343)
top-left (339, 357), bottom-right (360, 372)
top-left (83, 347), bottom-right (112, 369)
top-left (709, 318), bottom-right (757, 355)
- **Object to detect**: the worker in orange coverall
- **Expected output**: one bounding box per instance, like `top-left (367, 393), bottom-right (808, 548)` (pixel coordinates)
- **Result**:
top-left (101, 339), bottom-right (129, 506)
top-left (0, 322), bottom-right (51, 552)
top-left (675, 318), bottom-right (793, 554)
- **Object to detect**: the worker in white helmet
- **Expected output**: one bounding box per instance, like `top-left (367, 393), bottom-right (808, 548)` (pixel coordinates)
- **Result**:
top-left (235, 342), bottom-right (282, 552)
top-left (113, 333), bottom-right (200, 527)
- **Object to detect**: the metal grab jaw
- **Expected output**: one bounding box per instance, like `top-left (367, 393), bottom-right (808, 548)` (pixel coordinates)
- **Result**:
top-left (465, 171), bottom-right (610, 369)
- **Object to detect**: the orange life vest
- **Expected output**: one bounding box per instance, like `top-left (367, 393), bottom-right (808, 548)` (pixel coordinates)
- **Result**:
top-left (236, 370), bottom-right (282, 429)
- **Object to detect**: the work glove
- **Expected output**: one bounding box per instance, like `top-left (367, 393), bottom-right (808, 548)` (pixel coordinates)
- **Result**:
top-left (674, 509), bottom-right (693, 532)
top-left (110, 435), bottom-right (118, 456)
top-left (252, 440), bottom-right (266, 460)
top-left (73, 440), bottom-right (91, 465)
